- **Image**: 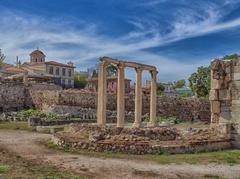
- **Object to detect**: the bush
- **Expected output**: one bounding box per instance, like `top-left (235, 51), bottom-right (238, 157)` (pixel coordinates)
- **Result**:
top-left (156, 116), bottom-right (182, 124)
top-left (19, 109), bottom-right (58, 120)
top-left (0, 165), bottom-right (10, 173)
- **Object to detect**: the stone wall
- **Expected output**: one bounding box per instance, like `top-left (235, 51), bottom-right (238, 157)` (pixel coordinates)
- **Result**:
top-left (0, 82), bottom-right (26, 112)
top-left (52, 123), bottom-right (230, 155)
top-left (31, 90), bottom-right (210, 122)
top-left (0, 81), bottom-right (61, 112)
top-left (210, 58), bottom-right (240, 148)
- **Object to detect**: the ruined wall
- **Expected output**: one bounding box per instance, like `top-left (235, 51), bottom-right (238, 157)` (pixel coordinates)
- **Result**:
top-left (0, 81), bottom-right (62, 112)
top-left (31, 90), bottom-right (210, 122)
top-left (0, 82), bottom-right (26, 112)
top-left (210, 58), bottom-right (240, 148)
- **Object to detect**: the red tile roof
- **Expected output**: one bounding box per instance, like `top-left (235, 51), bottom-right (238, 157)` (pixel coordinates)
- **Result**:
top-left (22, 61), bottom-right (74, 68)
top-left (3, 66), bottom-right (25, 73)
top-left (45, 61), bottom-right (75, 68)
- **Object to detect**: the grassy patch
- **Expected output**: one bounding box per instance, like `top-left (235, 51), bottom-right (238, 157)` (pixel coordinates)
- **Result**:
top-left (47, 141), bottom-right (240, 165)
top-left (0, 165), bottom-right (10, 173)
top-left (0, 148), bottom-right (88, 179)
top-left (203, 174), bottom-right (226, 179)
top-left (0, 121), bottom-right (31, 130)
top-left (132, 169), bottom-right (159, 177)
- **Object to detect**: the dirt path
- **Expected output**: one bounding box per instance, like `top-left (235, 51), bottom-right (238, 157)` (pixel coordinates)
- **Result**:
top-left (0, 129), bottom-right (240, 179)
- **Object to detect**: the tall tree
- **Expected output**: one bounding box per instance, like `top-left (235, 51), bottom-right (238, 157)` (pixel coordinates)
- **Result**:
top-left (74, 73), bottom-right (88, 89)
top-left (173, 79), bottom-right (185, 89)
top-left (0, 49), bottom-right (6, 68)
top-left (157, 83), bottom-right (165, 96)
top-left (188, 66), bottom-right (210, 97)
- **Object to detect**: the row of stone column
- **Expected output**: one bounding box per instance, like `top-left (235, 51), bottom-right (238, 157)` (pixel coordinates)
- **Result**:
top-left (97, 60), bottom-right (157, 128)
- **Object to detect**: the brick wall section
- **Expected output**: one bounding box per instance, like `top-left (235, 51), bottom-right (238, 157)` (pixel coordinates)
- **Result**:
top-left (31, 90), bottom-right (210, 122)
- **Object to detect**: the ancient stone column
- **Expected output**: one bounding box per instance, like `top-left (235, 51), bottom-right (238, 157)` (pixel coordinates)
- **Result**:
top-left (117, 63), bottom-right (125, 128)
top-left (97, 61), bottom-right (107, 127)
top-left (133, 67), bottom-right (142, 128)
top-left (148, 70), bottom-right (157, 126)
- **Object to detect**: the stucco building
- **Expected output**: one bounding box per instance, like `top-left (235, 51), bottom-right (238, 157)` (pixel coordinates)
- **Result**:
top-left (21, 49), bottom-right (75, 88)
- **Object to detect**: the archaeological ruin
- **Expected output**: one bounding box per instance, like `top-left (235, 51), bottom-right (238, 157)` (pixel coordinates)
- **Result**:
top-left (1, 56), bottom-right (240, 154)
top-left (210, 58), bottom-right (240, 148)
top-left (50, 57), bottom-right (240, 154)
top-left (96, 57), bottom-right (158, 128)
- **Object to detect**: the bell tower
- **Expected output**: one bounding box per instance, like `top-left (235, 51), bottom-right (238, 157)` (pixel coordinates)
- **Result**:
top-left (30, 49), bottom-right (46, 63)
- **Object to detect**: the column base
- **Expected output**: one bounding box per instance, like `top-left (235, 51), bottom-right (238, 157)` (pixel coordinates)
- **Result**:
top-left (132, 122), bottom-right (141, 128)
top-left (147, 122), bottom-right (156, 127)
top-left (117, 123), bottom-right (124, 128)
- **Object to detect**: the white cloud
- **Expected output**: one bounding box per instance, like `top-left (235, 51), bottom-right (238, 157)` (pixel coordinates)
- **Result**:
top-left (0, 0), bottom-right (240, 82)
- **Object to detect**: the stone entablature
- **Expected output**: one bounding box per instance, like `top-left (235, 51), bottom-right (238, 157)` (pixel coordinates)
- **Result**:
top-left (210, 58), bottom-right (240, 148)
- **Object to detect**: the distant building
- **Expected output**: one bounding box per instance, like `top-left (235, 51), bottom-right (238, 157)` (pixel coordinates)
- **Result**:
top-left (175, 86), bottom-right (194, 97)
top-left (85, 76), bottom-right (131, 93)
top-left (158, 82), bottom-right (177, 96)
top-left (21, 49), bottom-right (75, 88)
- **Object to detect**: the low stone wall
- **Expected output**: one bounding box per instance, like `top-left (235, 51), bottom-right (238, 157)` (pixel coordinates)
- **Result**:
top-left (52, 124), bottom-right (230, 154)
top-left (32, 90), bottom-right (210, 122)
top-left (0, 81), bottom-right (210, 122)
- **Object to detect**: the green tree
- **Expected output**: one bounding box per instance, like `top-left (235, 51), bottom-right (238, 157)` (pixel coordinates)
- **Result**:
top-left (223, 53), bottom-right (240, 60)
top-left (173, 79), bottom-right (185, 89)
top-left (188, 66), bottom-right (210, 97)
top-left (74, 73), bottom-right (88, 89)
top-left (0, 49), bottom-right (5, 68)
top-left (157, 83), bottom-right (165, 96)
top-left (106, 64), bottom-right (118, 76)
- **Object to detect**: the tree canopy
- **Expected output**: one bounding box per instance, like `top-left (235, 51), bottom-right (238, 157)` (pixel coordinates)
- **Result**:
top-left (173, 79), bottom-right (185, 89)
top-left (188, 66), bottom-right (210, 97)
top-left (106, 64), bottom-right (118, 76)
top-left (223, 53), bottom-right (240, 60)
top-left (74, 73), bottom-right (88, 89)
top-left (157, 83), bottom-right (165, 96)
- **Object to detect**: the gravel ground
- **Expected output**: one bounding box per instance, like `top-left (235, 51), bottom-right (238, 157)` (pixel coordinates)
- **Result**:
top-left (0, 129), bottom-right (240, 179)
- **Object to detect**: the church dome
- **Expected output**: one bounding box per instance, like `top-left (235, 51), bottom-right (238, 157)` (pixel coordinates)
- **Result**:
top-left (30, 49), bottom-right (46, 63)
top-left (30, 49), bottom-right (46, 58)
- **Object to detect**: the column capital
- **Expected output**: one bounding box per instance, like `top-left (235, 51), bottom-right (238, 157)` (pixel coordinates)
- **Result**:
top-left (99, 60), bottom-right (108, 67)
top-left (118, 62), bottom-right (125, 69)
top-left (150, 70), bottom-right (158, 76)
top-left (135, 67), bottom-right (143, 73)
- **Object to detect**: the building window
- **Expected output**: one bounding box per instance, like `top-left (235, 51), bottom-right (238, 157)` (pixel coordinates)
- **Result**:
top-left (62, 68), bottom-right (66, 76)
top-left (49, 66), bottom-right (54, 74)
top-left (68, 69), bottom-right (72, 77)
top-left (62, 79), bottom-right (65, 84)
top-left (68, 79), bottom-right (71, 86)
top-left (56, 68), bottom-right (60, 76)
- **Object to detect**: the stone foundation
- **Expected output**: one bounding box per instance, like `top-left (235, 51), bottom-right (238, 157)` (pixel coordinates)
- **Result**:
top-left (52, 124), bottom-right (230, 155)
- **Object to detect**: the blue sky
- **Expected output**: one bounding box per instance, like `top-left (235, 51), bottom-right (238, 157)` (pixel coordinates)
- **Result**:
top-left (1, 0), bottom-right (240, 83)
